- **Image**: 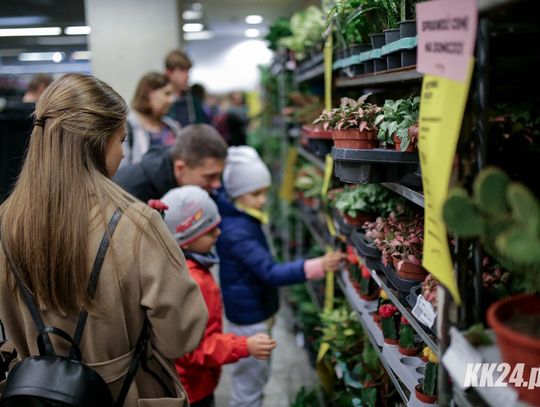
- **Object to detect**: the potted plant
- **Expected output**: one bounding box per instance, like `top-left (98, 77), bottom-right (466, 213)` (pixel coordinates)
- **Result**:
top-left (373, 289), bottom-right (391, 326)
top-left (379, 304), bottom-right (400, 344)
top-left (335, 184), bottom-right (404, 226)
top-left (375, 96), bottom-right (420, 151)
top-left (294, 164), bottom-right (323, 208)
top-left (415, 348), bottom-right (438, 404)
top-left (443, 166), bottom-right (540, 405)
top-left (313, 95), bottom-right (381, 149)
top-left (277, 6), bottom-right (325, 62)
top-left (358, 264), bottom-right (380, 301)
top-left (398, 316), bottom-right (421, 355)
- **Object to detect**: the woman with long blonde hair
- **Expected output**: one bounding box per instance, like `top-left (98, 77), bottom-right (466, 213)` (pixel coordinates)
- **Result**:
top-left (0, 73), bottom-right (207, 406)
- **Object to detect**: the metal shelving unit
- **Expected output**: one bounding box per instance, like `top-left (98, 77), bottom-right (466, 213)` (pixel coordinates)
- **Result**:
top-left (336, 68), bottom-right (423, 88)
top-left (297, 145), bottom-right (326, 171)
top-left (295, 64), bottom-right (324, 84)
top-left (336, 275), bottom-right (411, 406)
top-left (382, 183), bottom-right (425, 208)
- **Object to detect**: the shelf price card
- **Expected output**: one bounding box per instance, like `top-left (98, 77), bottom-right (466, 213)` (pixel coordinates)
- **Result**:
top-left (418, 61), bottom-right (474, 304)
top-left (416, 0), bottom-right (478, 304)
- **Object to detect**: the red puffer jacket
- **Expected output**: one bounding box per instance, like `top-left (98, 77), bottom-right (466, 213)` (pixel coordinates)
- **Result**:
top-left (175, 258), bottom-right (249, 403)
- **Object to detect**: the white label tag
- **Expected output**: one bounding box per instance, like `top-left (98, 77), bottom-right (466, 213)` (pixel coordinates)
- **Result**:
top-left (412, 294), bottom-right (436, 328)
top-left (334, 364), bottom-right (343, 380)
top-left (443, 327), bottom-right (483, 390)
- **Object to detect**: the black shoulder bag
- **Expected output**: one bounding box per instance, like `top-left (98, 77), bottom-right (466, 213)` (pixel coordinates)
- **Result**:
top-left (0, 210), bottom-right (172, 407)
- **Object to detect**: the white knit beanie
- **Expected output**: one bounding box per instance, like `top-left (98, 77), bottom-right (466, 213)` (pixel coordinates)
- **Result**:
top-left (161, 186), bottom-right (221, 245)
top-left (223, 146), bottom-right (271, 199)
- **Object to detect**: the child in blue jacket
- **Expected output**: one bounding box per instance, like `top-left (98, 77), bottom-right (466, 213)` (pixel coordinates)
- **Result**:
top-left (216, 146), bottom-right (345, 407)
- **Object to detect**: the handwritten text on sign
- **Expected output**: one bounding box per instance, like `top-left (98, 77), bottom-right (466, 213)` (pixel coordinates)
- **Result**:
top-left (416, 0), bottom-right (477, 82)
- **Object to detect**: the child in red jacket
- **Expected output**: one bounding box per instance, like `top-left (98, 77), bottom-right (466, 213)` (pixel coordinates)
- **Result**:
top-left (160, 186), bottom-right (276, 407)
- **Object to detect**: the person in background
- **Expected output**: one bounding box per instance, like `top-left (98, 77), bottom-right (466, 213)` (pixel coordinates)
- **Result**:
top-left (160, 186), bottom-right (276, 407)
top-left (214, 92), bottom-right (249, 146)
top-left (216, 146), bottom-right (347, 407)
top-left (164, 49), bottom-right (209, 126)
top-left (114, 124), bottom-right (227, 202)
top-left (122, 72), bottom-right (181, 166)
top-left (0, 73), bottom-right (208, 405)
top-left (22, 73), bottom-right (53, 103)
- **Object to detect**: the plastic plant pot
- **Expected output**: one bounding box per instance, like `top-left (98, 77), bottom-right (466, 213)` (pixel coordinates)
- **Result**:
top-left (399, 20), bottom-right (417, 38)
top-left (369, 33), bottom-right (385, 49)
top-left (384, 28), bottom-right (400, 45)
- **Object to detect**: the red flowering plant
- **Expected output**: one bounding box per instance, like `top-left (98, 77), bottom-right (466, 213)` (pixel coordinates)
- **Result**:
top-left (358, 264), bottom-right (379, 301)
top-left (378, 304), bottom-right (400, 344)
top-left (148, 199), bottom-right (169, 219)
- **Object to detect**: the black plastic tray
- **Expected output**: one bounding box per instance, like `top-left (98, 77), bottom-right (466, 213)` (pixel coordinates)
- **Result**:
top-left (381, 263), bottom-right (419, 293)
top-left (350, 229), bottom-right (381, 258)
top-left (307, 139), bottom-right (333, 159)
top-left (332, 208), bottom-right (353, 237)
top-left (332, 148), bottom-right (422, 186)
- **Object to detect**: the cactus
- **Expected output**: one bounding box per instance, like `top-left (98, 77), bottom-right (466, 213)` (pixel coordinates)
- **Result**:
top-left (443, 166), bottom-right (540, 293)
top-left (443, 188), bottom-right (485, 237)
top-left (422, 361), bottom-right (438, 396)
top-left (379, 304), bottom-right (399, 341)
top-left (399, 317), bottom-right (416, 349)
top-left (473, 166), bottom-right (510, 216)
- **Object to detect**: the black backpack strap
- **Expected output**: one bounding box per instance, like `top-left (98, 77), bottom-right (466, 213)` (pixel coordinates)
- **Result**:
top-left (0, 232), bottom-right (54, 356)
top-left (69, 209), bottom-right (122, 359)
top-left (115, 317), bottom-right (174, 407)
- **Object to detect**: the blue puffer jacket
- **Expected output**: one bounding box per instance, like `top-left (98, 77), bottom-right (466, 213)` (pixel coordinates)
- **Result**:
top-left (216, 192), bottom-right (306, 325)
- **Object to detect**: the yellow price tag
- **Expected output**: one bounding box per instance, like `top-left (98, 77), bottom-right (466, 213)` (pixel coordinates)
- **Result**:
top-left (321, 154), bottom-right (334, 197)
top-left (325, 212), bottom-right (337, 237)
top-left (418, 58), bottom-right (475, 304)
top-left (324, 35), bottom-right (333, 111)
top-left (279, 148), bottom-right (298, 202)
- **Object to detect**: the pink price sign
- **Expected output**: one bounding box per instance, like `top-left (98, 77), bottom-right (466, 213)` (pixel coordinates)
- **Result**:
top-left (416, 0), bottom-right (478, 82)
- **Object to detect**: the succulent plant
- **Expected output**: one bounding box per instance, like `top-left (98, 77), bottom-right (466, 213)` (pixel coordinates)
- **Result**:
top-left (399, 316), bottom-right (416, 349)
top-left (443, 166), bottom-right (540, 292)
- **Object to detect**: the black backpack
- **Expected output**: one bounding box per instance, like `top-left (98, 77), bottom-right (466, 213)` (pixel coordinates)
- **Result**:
top-left (0, 210), bottom-right (172, 406)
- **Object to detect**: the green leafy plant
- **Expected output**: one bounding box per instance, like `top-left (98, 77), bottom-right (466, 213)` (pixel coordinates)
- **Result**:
top-left (375, 96), bottom-right (420, 150)
top-left (443, 166), bottom-right (540, 292)
top-left (313, 95), bottom-right (381, 131)
top-left (265, 18), bottom-right (293, 51)
top-left (326, 0), bottom-right (383, 49)
top-left (334, 184), bottom-right (405, 218)
top-left (295, 164), bottom-right (323, 199)
top-left (278, 6), bottom-right (325, 60)
top-left (289, 386), bottom-right (319, 407)
top-left (319, 302), bottom-right (364, 365)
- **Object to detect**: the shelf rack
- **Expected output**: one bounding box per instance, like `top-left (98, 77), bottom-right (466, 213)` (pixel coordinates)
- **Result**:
top-left (295, 64), bottom-right (324, 84)
top-left (336, 274), bottom-right (411, 406)
top-left (297, 145), bottom-right (326, 172)
top-left (336, 68), bottom-right (423, 88)
top-left (381, 183), bottom-right (425, 208)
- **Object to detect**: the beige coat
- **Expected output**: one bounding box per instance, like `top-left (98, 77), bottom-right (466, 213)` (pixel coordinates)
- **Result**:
top-left (0, 203), bottom-right (208, 407)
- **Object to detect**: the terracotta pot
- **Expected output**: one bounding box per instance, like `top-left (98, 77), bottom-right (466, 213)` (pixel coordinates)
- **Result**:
top-left (487, 294), bottom-right (540, 405)
top-left (396, 261), bottom-right (428, 282)
top-left (393, 134), bottom-right (415, 152)
top-left (415, 384), bottom-right (437, 404)
top-left (302, 125), bottom-right (333, 140)
top-left (384, 337), bottom-right (399, 345)
top-left (398, 346), bottom-right (421, 356)
top-left (342, 211), bottom-right (375, 227)
top-left (333, 128), bottom-right (378, 149)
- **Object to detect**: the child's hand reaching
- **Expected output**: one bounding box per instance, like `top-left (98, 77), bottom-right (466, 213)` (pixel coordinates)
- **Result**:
top-left (246, 333), bottom-right (277, 360)
top-left (321, 251), bottom-right (347, 272)
top-left (304, 251), bottom-right (347, 280)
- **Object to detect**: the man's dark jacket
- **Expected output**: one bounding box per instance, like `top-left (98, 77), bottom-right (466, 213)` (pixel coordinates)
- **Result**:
top-left (113, 147), bottom-right (176, 202)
